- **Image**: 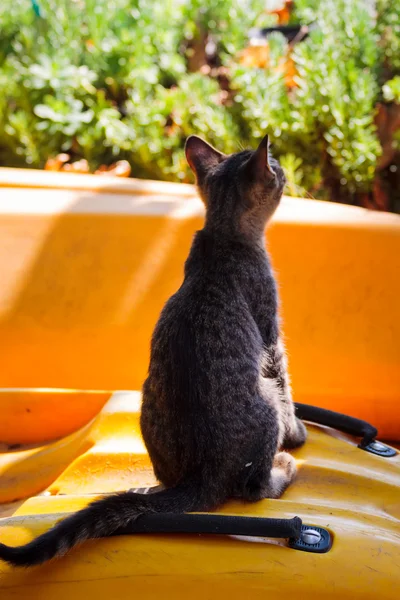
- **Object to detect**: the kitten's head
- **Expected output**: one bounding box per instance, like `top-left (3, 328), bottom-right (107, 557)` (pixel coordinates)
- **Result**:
top-left (185, 134), bottom-right (286, 238)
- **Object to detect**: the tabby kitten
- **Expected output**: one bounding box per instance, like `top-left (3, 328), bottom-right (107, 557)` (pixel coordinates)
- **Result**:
top-left (0, 134), bottom-right (306, 567)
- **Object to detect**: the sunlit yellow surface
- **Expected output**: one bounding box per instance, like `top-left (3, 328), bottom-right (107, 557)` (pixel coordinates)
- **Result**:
top-left (0, 168), bottom-right (399, 443)
top-left (0, 392), bottom-right (150, 503)
top-left (0, 392), bottom-right (399, 599)
top-left (0, 389), bottom-right (110, 445)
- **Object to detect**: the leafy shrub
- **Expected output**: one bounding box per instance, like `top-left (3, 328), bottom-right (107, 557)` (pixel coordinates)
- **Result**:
top-left (0, 0), bottom-right (399, 210)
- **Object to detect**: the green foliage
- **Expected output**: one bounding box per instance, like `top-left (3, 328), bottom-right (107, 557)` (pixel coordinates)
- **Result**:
top-left (377, 0), bottom-right (400, 75)
top-left (291, 0), bottom-right (381, 193)
top-left (0, 0), bottom-right (260, 175)
top-left (278, 153), bottom-right (307, 198)
top-left (181, 0), bottom-right (267, 58)
top-left (288, 0), bottom-right (321, 24)
top-left (0, 0), bottom-right (399, 207)
top-left (383, 77), bottom-right (400, 103)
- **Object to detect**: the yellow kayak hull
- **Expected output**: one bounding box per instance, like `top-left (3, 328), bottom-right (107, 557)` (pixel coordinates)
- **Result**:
top-left (0, 392), bottom-right (399, 599)
top-left (0, 169), bottom-right (399, 443)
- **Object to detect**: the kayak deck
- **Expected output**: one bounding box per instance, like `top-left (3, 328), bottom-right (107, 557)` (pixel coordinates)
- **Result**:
top-left (0, 392), bottom-right (399, 599)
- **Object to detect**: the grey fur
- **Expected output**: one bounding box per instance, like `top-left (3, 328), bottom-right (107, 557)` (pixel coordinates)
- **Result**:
top-left (142, 134), bottom-right (307, 507)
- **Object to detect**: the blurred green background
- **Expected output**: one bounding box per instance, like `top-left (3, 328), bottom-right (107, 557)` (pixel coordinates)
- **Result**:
top-left (0, 0), bottom-right (399, 211)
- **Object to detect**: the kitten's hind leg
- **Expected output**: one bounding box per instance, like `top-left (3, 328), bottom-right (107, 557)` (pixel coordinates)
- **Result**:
top-left (239, 451), bottom-right (297, 502)
top-left (283, 417), bottom-right (307, 450)
top-left (261, 340), bottom-right (307, 450)
top-left (268, 451), bottom-right (297, 497)
top-left (233, 399), bottom-right (297, 502)
top-left (261, 451), bottom-right (297, 499)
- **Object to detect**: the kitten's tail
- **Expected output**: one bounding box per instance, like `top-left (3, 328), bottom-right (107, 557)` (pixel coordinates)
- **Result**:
top-left (0, 477), bottom-right (214, 567)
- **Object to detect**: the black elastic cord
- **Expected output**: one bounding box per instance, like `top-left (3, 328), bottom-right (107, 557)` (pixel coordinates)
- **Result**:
top-left (115, 513), bottom-right (302, 540)
top-left (295, 402), bottom-right (377, 447)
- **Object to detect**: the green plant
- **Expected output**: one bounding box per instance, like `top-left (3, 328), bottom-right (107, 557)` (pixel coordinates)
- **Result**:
top-left (383, 76), bottom-right (400, 103)
top-left (279, 153), bottom-right (307, 198)
top-left (0, 0), bottom-right (399, 210)
top-left (377, 0), bottom-right (400, 75)
top-left (292, 0), bottom-right (381, 196)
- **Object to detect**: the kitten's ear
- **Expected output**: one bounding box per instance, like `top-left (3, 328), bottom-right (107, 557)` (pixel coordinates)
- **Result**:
top-left (248, 134), bottom-right (275, 179)
top-left (185, 136), bottom-right (224, 179)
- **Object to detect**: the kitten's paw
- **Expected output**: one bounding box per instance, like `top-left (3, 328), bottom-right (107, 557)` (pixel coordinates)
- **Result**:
top-left (263, 452), bottom-right (297, 499)
top-left (283, 417), bottom-right (307, 449)
top-left (273, 451), bottom-right (297, 481)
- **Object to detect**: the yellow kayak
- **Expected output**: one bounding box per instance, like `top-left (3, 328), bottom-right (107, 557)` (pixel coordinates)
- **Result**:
top-left (0, 392), bottom-right (399, 599)
top-left (0, 168), bottom-right (399, 444)
top-left (0, 170), bottom-right (399, 597)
